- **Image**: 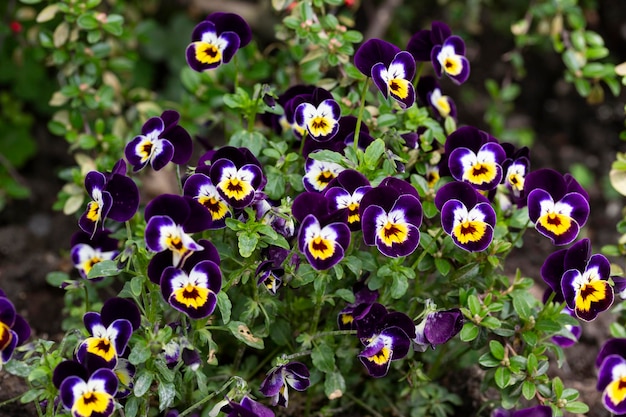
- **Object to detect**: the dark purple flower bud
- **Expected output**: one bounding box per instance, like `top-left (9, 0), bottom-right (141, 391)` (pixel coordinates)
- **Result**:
top-left (413, 308), bottom-right (463, 352)
top-left (0, 292), bottom-right (31, 365)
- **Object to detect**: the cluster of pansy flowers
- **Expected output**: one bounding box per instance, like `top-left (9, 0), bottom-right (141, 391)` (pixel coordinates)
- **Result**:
top-left (26, 10), bottom-right (619, 417)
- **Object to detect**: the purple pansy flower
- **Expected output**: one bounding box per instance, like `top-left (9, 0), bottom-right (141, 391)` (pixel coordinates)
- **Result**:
top-left (525, 168), bottom-right (590, 246)
top-left (413, 307), bottom-right (463, 352)
top-left (186, 12), bottom-right (251, 71)
top-left (160, 259), bottom-right (222, 319)
top-left (293, 192), bottom-right (350, 271)
top-left (302, 154), bottom-right (346, 193)
top-left (446, 128), bottom-right (506, 191)
top-left (60, 368), bottom-right (118, 417)
top-left (597, 353), bottom-right (626, 414)
top-left (354, 38), bottom-right (400, 77)
top-left (501, 143), bottom-right (530, 206)
top-left (360, 177), bottom-right (423, 258)
top-left (431, 35), bottom-right (470, 84)
top-left (337, 281), bottom-right (379, 330)
top-left (70, 229), bottom-right (119, 280)
top-left (259, 361), bottom-right (310, 407)
top-left (416, 76), bottom-right (457, 120)
top-left (371, 51), bottom-right (416, 109)
top-left (0, 290), bottom-right (30, 367)
top-left (125, 110), bottom-right (193, 172)
top-left (435, 181), bottom-right (496, 252)
top-left (294, 94), bottom-right (342, 142)
top-left (222, 396), bottom-right (275, 417)
top-left (324, 170), bottom-right (372, 231)
top-left (77, 298), bottom-right (140, 369)
top-left (355, 304), bottom-right (416, 378)
top-left (78, 159), bottom-right (139, 235)
top-left (491, 405), bottom-right (553, 417)
top-left (205, 147), bottom-right (266, 209)
top-left (183, 172), bottom-right (231, 229)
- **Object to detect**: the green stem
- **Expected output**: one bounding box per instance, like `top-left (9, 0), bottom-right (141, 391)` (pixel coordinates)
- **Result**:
top-left (179, 377), bottom-right (241, 417)
top-left (311, 329), bottom-right (357, 340)
top-left (345, 392), bottom-right (384, 417)
top-left (353, 78), bottom-right (370, 156)
top-left (411, 228), bottom-right (444, 270)
top-left (413, 62), bottom-right (425, 87)
top-left (83, 284), bottom-right (90, 314)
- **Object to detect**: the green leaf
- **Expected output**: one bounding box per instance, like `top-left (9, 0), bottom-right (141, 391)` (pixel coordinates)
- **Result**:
top-left (133, 370), bottom-right (154, 397)
top-left (46, 271), bottom-right (69, 287)
top-left (522, 380), bottom-right (536, 400)
top-left (434, 258), bottom-right (451, 276)
top-left (342, 30), bottom-right (363, 44)
top-left (363, 138), bottom-right (385, 169)
top-left (77, 14), bottom-right (100, 30)
top-left (511, 290), bottom-right (533, 320)
top-left (390, 274), bottom-right (409, 299)
top-left (124, 396), bottom-right (140, 417)
top-left (489, 340), bottom-right (505, 360)
top-left (552, 376), bottom-right (564, 398)
top-left (478, 353), bottom-right (500, 368)
top-left (238, 231), bottom-right (259, 258)
top-left (312, 343), bottom-right (336, 373)
top-left (87, 260), bottom-right (120, 278)
top-left (227, 321), bottom-right (264, 349)
top-left (460, 322), bottom-right (479, 342)
top-left (217, 291), bottom-right (232, 324)
top-left (324, 371), bottom-right (345, 400)
top-left (157, 381), bottom-right (176, 411)
top-left (526, 353), bottom-right (538, 375)
top-left (309, 149), bottom-right (347, 165)
top-left (128, 340), bottom-right (151, 365)
top-left (467, 294), bottom-right (481, 316)
top-left (564, 402), bottom-right (589, 414)
top-left (130, 276), bottom-right (143, 297)
top-left (494, 366), bottom-right (511, 388)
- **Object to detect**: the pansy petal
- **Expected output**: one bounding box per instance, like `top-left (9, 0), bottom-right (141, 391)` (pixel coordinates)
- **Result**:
top-left (105, 174), bottom-right (139, 222)
top-left (354, 38), bottom-right (400, 77)
top-left (150, 139), bottom-right (175, 171)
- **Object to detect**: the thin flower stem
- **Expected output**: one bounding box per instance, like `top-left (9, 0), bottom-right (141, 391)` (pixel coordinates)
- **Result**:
top-left (281, 350), bottom-right (313, 361)
top-left (345, 391), bottom-right (384, 417)
top-left (353, 78), bottom-right (370, 156)
top-left (413, 62), bottom-right (425, 88)
top-left (411, 228), bottom-right (444, 271)
top-left (0, 394), bottom-right (23, 409)
top-left (311, 329), bottom-right (357, 340)
top-left (179, 377), bottom-right (240, 417)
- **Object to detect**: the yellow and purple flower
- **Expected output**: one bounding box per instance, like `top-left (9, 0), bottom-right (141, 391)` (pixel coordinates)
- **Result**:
top-left (293, 192), bottom-right (350, 271)
top-left (416, 76), bottom-right (456, 120)
top-left (70, 229), bottom-right (119, 280)
top-left (0, 289), bottom-right (30, 368)
top-left (79, 159), bottom-right (139, 236)
top-left (337, 281), bottom-right (379, 330)
top-left (435, 181), bottom-right (496, 252)
top-left (294, 95), bottom-right (342, 142)
top-left (525, 168), bottom-right (590, 246)
top-left (259, 361), bottom-right (310, 407)
top-left (597, 341), bottom-right (626, 415)
top-left (77, 298), bottom-right (140, 369)
top-left (303, 154), bottom-right (346, 193)
top-left (445, 126), bottom-right (506, 191)
top-left (59, 368), bottom-right (118, 417)
top-left (355, 304), bottom-right (416, 378)
top-left (324, 170), bottom-right (372, 231)
top-left (406, 21), bottom-right (452, 62)
top-left (125, 110), bottom-right (193, 172)
top-left (186, 12), bottom-right (251, 71)
top-left (206, 146), bottom-right (266, 209)
top-left (371, 50), bottom-right (416, 108)
top-left (501, 143), bottom-right (530, 206)
top-left (360, 177), bottom-right (423, 258)
top-left (160, 259), bottom-right (222, 319)
top-left (183, 172), bottom-right (231, 229)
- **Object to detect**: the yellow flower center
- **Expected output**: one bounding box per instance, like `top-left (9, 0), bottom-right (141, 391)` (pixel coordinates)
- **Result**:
top-left (378, 222), bottom-right (409, 247)
top-left (538, 212), bottom-right (572, 236)
top-left (195, 42), bottom-right (222, 65)
top-left (453, 220), bottom-right (487, 244)
top-left (172, 284), bottom-right (210, 309)
top-left (308, 236), bottom-right (335, 260)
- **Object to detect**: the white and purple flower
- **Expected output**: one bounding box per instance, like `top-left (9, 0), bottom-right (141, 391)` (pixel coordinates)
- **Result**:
top-left (259, 362), bottom-right (310, 407)
top-left (0, 290), bottom-right (30, 368)
top-left (60, 368), bottom-right (118, 417)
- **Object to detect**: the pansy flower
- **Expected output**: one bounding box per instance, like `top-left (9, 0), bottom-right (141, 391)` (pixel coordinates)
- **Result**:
top-left (491, 405), bottom-right (553, 417)
top-left (259, 361), bottom-right (310, 407)
top-left (371, 50), bottom-right (416, 108)
top-left (525, 168), bottom-right (590, 246)
top-left (70, 229), bottom-right (119, 280)
top-left (324, 170), bottom-right (372, 231)
top-left (360, 177), bottom-right (423, 258)
top-left (60, 368), bottom-right (118, 417)
top-left (160, 259), bottom-right (222, 319)
top-left (282, 87), bottom-right (334, 140)
top-left (186, 12), bottom-right (252, 71)
top-left (355, 304), bottom-right (416, 378)
top-left (416, 76), bottom-right (456, 120)
top-left (413, 307), bottom-right (463, 352)
top-left (295, 95), bottom-right (342, 142)
top-left (435, 181), bottom-right (496, 252)
top-left (303, 154), bottom-right (346, 193)
top-left (293, 192), bottom-right (350, 271)
top-left (597, 354), bottom-right (626, 414)
top-left (431, 35), bottom-right (470, 84)
top-left (206, 146), bottom-right (266, 209)
top-left (337, 281), bottom-right (379, 330)
top-left (446, 127), bottom-right (506, 191)
top-left (354, 38), bottom-right (401, 78)
top-left (125, 110), bottom-right (193, 172)
top-left (78, 159), bottom-right (139, 235)
top-left (561, 248), bottom-right (613, 322)
top-left (183, 172), bottom-right (231, 229)
top-left (0, 290), bottom-right (30, 367)
top-left (260, 84), bottom-right (316, 136)
top-left (222, 396), bottom-right (275, 417)
top-left (596, 339), bottom-right (626, 368)
top-left (113, 358), bottom-right (135, 398)
top-left (501, 144), bottom-right (530, 204)
top-left (77, 298), bottom-right (140, 369)
top-left (540, 238), bottom-right (589, 302)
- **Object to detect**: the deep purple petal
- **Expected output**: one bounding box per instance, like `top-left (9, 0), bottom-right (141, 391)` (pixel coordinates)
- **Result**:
top-left (105, 174), bottom-right (139, 222)
top-left (354, 38), bottom-right (401, 76)
top-left (101, 298), bottom-right (141, 331)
